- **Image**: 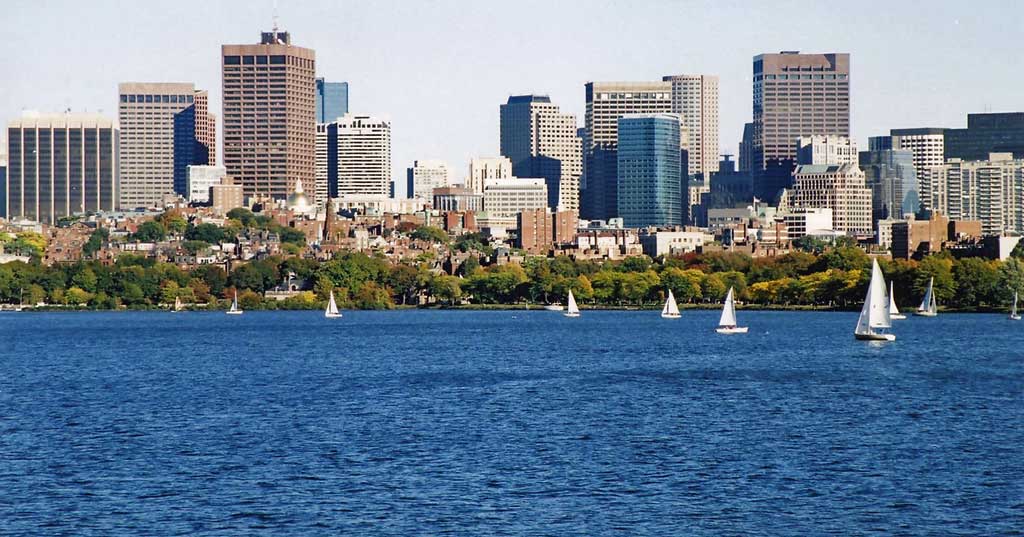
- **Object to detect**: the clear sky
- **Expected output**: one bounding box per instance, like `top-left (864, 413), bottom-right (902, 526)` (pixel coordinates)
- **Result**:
top-left (4, 0), bottom-right (1023, 196)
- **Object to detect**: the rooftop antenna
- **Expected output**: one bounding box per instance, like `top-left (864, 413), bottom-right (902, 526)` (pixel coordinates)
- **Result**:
top-left (272, 0), bottom-right (279, 33)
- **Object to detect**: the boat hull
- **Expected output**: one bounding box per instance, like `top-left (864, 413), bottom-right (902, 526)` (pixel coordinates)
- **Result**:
top-left (890, 314), bottom-right (907, 320)
top-left (913, 311), bottom-right (937, 317)
top-left (564, 312), bottom-right (580, 318)
top-left (544, 305), bottom-right (564, 311)
top-left (226, 310), bottom-right (243, 315)
top-left (661, 313), bottom-right (680, 319)
top-left (855, 332), bottom-right (895, 341)
top-left (716, 326), bottom-right (748, 334)
top-left (1010, 314), bottom-right (1022, 321)
top-left (325, 313), bottom-right (343, 319)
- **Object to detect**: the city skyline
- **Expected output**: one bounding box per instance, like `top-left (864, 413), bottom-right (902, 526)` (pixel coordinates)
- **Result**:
top-left (4, 0), bottom-right (1023, 198)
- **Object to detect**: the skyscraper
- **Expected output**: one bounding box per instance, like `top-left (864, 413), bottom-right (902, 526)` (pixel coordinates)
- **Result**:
top-left (499, 95), bottom-right (582, 211)
top-left (738, 122), bottom-right (754, 173)
top-left (616, 114), bottom-right (683, 227)
top-left (467, 157), bottom-right (512, 194)
top-left (752, 52), bottom-right (850, 199)
top-left (329, 114), bottom-right (391, 197)
top-left (407, 160), bottom-right (450, 200)
top-left (222, 30), bottom-right (315, 200)
top-left (796, 135), bottom-right (858, 165)
top-left (944, 113), bottom-right (1024, 161)
top-left (859, 144), bottom-right (917, 224)
top-left (118, 83), bottom-right (215, 209)
top-left (5, 113), bottom-right (118, 224)
top-left (581, 81), bottom-right (672, 221)
top-left (925, 153), bottom-right (1024, 236)
top-left (791, 163), bottom-right (872, 237)
top-left (316, 78), bottom-right (349, 123)
top-left (662, 74), bottom-right (719, 179)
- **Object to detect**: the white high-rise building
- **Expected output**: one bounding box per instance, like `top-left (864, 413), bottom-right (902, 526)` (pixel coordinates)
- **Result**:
top-left (314, 123), bottom-right (328, 205)
top-left (482, 178), bottom-right (548, 219)
top-left (889, 128), bottom-right (946, 213)
top-left (796, 135), bottom-right (858, 165)
top-left (499, 95), bottom-right (582, 211)
top-left (468, 156), bottom-right (512, 194)
top-left (662, 75), bottom-right (719, 179)
top-left (924, 153), bottom-right (1024, 236)
top-left (407, 160), bottom-right (450, 200)
top-left (333, 114), bottom-right (391, 197)
top-left (791, 163), bottom-right (873, 237)
top-left (186, 165), bottom-right (227, 204)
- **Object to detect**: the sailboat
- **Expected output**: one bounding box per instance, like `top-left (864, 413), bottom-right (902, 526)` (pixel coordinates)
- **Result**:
top-left (1010, 291), bottom-right (1021, 321)
top-left (325, 290), bottom-right (342, 318)
top-left (914, 277), bottom-right (938, 317)
top-left (855, 259), bottom-right (895, 341)
top-left (716, 287), bottom-right (748, 334)
top-left (564, 290), bottom-right (580, 318)
top-left (661, 289), bottom-right (681, 319)
top-left (173, 296), bottom-right (183, 313)
top-left (889, 281), bottom-right (906, 320)
top-left (226, 290), bottom-right (243, 315)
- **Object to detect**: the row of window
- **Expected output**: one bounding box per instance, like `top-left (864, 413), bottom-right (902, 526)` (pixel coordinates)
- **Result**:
top-left (120, 94), bottom-right (195, 104)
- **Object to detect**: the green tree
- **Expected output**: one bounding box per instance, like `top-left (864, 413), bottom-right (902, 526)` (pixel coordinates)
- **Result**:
top-left (182, 240), bottom-right (211, 255)
top-left (410, 225), bottom-right (449, 244)
top-left (133, 221), bottom-right (167, 242)
top-left (952, 257), bottom-right (999, 308)
top-left (430, 274), bottom-right (462, 305)
top-left (915, 255), bottom-right (955, 305)
top-left (7, 232), bottom-right (47, 257)
top-left (65, 286), bottom-right (92, 306)
top-left (226, 208), bottom-right (257, 227)
top-left (700, 273), bottom-right (728, 303)
top-left (186, 223), bottom-right (227, 244)
top-left (998, 257), bottom-right (1024, 303)
top-left (82, 228), bottom-right (109, 257)
top-left (659, 267), bottom-right (702, 303)
top-left (354, 281), bottom-right (393, 309)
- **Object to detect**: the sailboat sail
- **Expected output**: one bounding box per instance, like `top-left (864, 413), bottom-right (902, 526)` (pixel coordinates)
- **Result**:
top-left (719, 288), bottom-right (738, 327)
top-left (888, 281), bottom-right (900, 317)
top-left (662, 290), bottom-right (680, 317)
top-left (856, 259), bottom-right (892, 336)
top-left (918, 277), bottom-right (937, 315)
top-left (1012, 291), bottom-right (1019, 319)
top-left (566, 290), bottom-right (580, 316)
top-left (174, 296), bottom-right (182, 312)
top-left (325, 291), bottom-right (340, 317)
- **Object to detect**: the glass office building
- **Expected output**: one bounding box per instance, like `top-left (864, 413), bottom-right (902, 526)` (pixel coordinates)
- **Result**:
top-left (316, 78), bottom-right (349, 123)
top-left (616, 114), bottom-right (683, 227)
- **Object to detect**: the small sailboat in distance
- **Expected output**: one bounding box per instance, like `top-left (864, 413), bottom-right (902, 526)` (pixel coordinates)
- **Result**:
top-left (914, 277), bottom-right (938, 317)
top-left (226, 290), bottom-right (243, 315)
top-left (1010, 291), bottom-right (1021, 321)
top-left (325, 290), bottom-right (342, 318)
top-left (889, 281), bottom-right (906, 320)
top-left (564, 289), bottom-right (580, 318)
top-left (716, 287), bottom-right (748, 334)
top-left (855, 259), bottom-right (895, 341)
top-left (661, 289), bottom-right (681, 319)
top-left (173, 296), bottom-right (183, 313)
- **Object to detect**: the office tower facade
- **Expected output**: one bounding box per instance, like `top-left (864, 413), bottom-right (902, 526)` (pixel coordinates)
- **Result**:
top-left (860, 140), bottom-right (918, 221)
top-left (944, 113), bottom-right (1024, 161)
top-left (499, 95), bottom-right (582, 211)
top-left (315, 78), bottom-right (349, 123)
top-left (0, 156), bottom-right (6, 218)
top-left (662, 74), bottom-right (719, 179)
top-left (791, 163), bottom-right (873, 236)
top-left (118, 83), bottom-right (215, 209)
top-left (211, 177), bottom-right (244, 216)
top-left (407, 159), bottom-right (449, 200)
top-left (924, 153), bottom-right (1024, 235)
top-left (738, 122), bottom-right (754, 172)
top-left (5, 113), bottom-right (118, 224)
top-left (314, 123), bottom-right (328, 205)
top-left (468, 156), bottom-right (513, 193)
top-left (433, 186), bottom-right (483, 212)
top-left (329, 114), bottom-right (390, 197)
top-left (186, 165), bottom-right (227, 203)
top-left (796, 135), bottom-right (857, 165)
top-left (482, 178), bottom-right (548, 219)
top-left (222, 30), bottom-right (316, 200)
top-left (582, 81), bottom-right (672, 221)
top-left (752, 52), bottom-right (850, 199)
top-left (887, 128), bottom-right (945, 215)
top-left (616, 114), bottom-right (683, 227)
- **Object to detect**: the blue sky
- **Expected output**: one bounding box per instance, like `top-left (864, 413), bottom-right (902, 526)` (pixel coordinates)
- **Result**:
top-left (4, 0), bottom-right (1023, 195)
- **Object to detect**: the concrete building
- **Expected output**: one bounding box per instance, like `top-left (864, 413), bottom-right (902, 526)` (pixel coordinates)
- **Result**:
top-left (482, 178), bottom-right (547, 219)
top-left (222, 30), bottom-right (316, 200)
top-left (500, 95), bottom-right (582, 211)
top-left (553, 210), bottom-right (579, 245)
top-left (5, 113), bottom-right (118, 224)
top-left (211, 177), bottom-right (244, 216)
top-left (314, 123), bottom-right (329, 206)
top-left (924, 153), bottom-right (1024, 236)
top-left (406, 160), bottom-right (450, 201)
top-left (330, 114), bottom-right (391, 197)
top-left (581, 81), bottom-right (672, 221)
top-left (797, 135), bottom-right (857, 165)
top-left (859, 145), bottom-right (917, 226)
top-left (118, 83), bottom-right (215, 209)
top-left (752, 52), bottom-right (850, 198)
top-left (639, 229), bottom-right (707, 257)
top-left (186, 165), bottom-right (227, 204)
top-left (315, 78), bottom-right (349, 123)
top-left (616, 114), bottom-right (684, 227)
top-left (738, 122), bottom-right (754, 172)
top-left (945, 113), bottom-right (1024, 161)
top-left (517, 208), bottom-right (553, 253)
top-left (791, 163), bottom-right (872, 237)
top-left (884, 128), bottom-right (945, 214)
top-left (662, 74), bottom-right (719, 179)
top-left (468, 156), bottom-right (512, 194)
top-left (433, 186), bottom-right (483, 213)
top-left (783, 207), bottom-right (834, 239)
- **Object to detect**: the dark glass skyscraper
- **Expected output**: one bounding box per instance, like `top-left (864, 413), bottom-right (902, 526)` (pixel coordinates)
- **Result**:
top-left (859, 142), bottom-right (918, 224)
top-left (616, 114), bottom-right (683, 227)
top-left (316, 78), bottom-right (349, 123)
top-left (945, 113), bottom-right (1024, 161)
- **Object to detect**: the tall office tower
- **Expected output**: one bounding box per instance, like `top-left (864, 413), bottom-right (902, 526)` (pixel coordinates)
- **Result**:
top-left (662, 75), bottom-right (719, 179)
top-left (0, 155), bottom-right (7, 218)
top-left (791, 163), bottom-right (872, 237)
top-left (314, 123), bottom-right (328, 205)
top-left (886, 128), bottom-right (946, 214)
top-left (616, 114), bottom-right (683, 227)
top-left (468, 156), bottom-right (512, 193)
top-left (859, 144), bottom-right (917, 224)
top-left (222, 29), bottom-right (316, 200)
top-left (5, 113), bottom-right (118, 224)
top-left (329, 114), bottom-right (390, 197)
top-left (926, 153), bottom-right (1024, 235)
top-left (944, 113), bottom-right (1024, 160)
top-left (752, 52), bottom-right (850, 199)
top-left (315, 78), bottom-right (349, 123)
top-left (499, 95), bottom-right (582, 211)
top-left (581, 81), bottom-right (672, 221)
top-left (738, 122), bottom-right (754, 172)
top-left (407, 159), bottom-right (450, 200)
top-left (118, 83), bottom-right (215, 209)
top-left (796, 135), bottom-right (858, 165)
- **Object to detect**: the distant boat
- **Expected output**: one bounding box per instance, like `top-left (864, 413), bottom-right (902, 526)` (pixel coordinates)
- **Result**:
top-left (661, 289), bottom-right (681, 319)
top-left (226, 290), bottom-right (243, 315)
top-left (889, 281), bottom-right (906, 320)
top-left (544, 303), bottom-right (564, 312)
top-left (855, 259), bottom-right (895, 341)
top-left (716, 287), bottom-right (748, 334)
top-left (325, 290), bottom-right (342, 318)
top-left (173, 296), bottom-right (183, 313)
top-left (1011, 291), bottom-right (1021, 321)
top-left (564, 290), bottom-right (580, 318)
top-left (914, 277), bottom-right (938, 317)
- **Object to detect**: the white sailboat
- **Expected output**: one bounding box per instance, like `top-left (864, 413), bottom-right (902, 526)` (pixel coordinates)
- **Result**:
top-left (914, 277), bottom-right (938, 317)
top-left (173, 296), bottom-right (183, 313)
top-left (661, 289), bottom-right (681, 319)
top-left (716, 287), bottom-right (748, 334)
top-left (544, 303), bottom-right (564, 311)
top-left (226, 290), bottom-right (243, 315)
top-left (325, 290), bottom-right (342, 318)
top-left (1010, 291), bottom-right (1021, 321)
top-left (564, 290), bottom-right (580, 318)
top-left (855, 259), bottom-right (895, 341)
top-left (889, 281), bottom-right (906, 320)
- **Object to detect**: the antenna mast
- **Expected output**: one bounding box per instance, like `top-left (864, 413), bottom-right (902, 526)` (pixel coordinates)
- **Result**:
top-left (272, 0), bottom-right (279, 33)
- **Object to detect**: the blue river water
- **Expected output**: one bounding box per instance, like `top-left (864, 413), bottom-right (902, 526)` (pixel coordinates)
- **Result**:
top-left (0, 309), bottom-right (1021, 535)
